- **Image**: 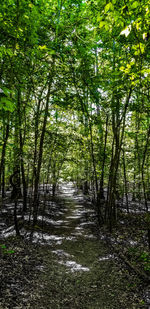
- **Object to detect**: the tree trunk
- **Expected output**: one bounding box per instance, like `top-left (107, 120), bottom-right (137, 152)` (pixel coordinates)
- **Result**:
top-left (106, 89), bottom-right (132, 231)
top-left (122, 148), bottom-right (129, 213)
top-left (0, 116), bottom-right (10, 197)
top-left (33, 63), bottom-right (55, 225)
top-left (142, 125), bottom-right (150, 211)
top-left (32, 88), bottom-right (45, 189)
top-left (17, 88), bottom-right (27, 212)
top-left (99, 114), bottom-right (109, 200)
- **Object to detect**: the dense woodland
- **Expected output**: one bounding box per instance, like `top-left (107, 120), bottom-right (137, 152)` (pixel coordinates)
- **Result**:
top-left (0, 0), bottom-right (150, 228)
top-left (1, 0), bottom-right (150, 307)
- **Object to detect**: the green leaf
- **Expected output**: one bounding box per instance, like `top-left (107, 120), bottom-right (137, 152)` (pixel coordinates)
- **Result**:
top-left (39, 45), bottom-right (47, 50)
top-left (48, 49), bottom-right (56, 55)
top-left (99, 21), bottom-right (105, 29)
top-left (28, 3), bottom-right (34, 8)
top-left (131, 1), bottom-right (139, 9)
top-left (0, 244), bottom-right (6, 249)
top-left (7, 250), bottom-right (15, 254)
top-left (0, 98), bottom-right (15, 112)
top-left (2, 87), bottom-right (11, 96)
top-left (104, 2), bottom-right (114, 13)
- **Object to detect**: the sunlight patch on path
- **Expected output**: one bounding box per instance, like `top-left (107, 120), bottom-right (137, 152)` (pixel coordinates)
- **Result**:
top-left (52, 249), bottom-right (71, 258)
top-left (52, 249), bottom-right (90, 273)
top-left (58, 259), bottom-right (90, 273)
top-left (31, 232), bottom-right (64, 245)
top-left (98, 254), bottom-right (116, 261)
top-left (1, 225), bottom-right (16, 238)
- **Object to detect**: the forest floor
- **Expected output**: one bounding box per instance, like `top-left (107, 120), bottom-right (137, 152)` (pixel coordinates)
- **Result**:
top-left (0, 183), bottom-right (150, 308)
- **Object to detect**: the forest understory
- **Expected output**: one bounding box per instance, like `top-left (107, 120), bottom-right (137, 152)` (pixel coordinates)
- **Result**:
top-left (0, 183), bottom-right (150, 309)
top-left (1, 0), bottom-right (150, 308)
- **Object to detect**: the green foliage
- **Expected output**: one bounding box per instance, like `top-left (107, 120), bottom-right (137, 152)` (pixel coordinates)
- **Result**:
top-left (0, 244), bottom-right (6, 249)
top-left (0, 0), bottom-right (150, 231)
top-left (144, 213), bottom-right (150, 225)
top-left (0, 244), bottom-right (15, 254)
top-left (0, 97), bottom-right (15, 112)
top-left (0, 87), bottom-right (15, 112)
top-left (140, 252), bottom-right (150, 272)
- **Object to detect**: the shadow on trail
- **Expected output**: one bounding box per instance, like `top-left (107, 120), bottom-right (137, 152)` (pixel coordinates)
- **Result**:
top-left (0, 183), bottom-right (146, 308)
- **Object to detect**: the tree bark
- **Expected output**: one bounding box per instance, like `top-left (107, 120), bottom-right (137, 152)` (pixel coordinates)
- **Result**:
top-left (106, 88), bottom-right (132, 231)
top-left (99, 114), bottom-right (109, 200)
top-left (122, 148), bottom-right (129, 213)
top-left (141, 125), bottom-right (150, 211)
top-left (33, 62), bottom-right (55, 225)
top-left (17, 88), bottom-right (27, 212)
top-left (0, 115), bottom-right (10, 197)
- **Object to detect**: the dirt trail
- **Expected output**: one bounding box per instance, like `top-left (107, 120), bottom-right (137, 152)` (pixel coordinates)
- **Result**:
top-left (0, 183), bottom-right (145, 308)
top-left (29, 183), bottom-right (144, 309)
